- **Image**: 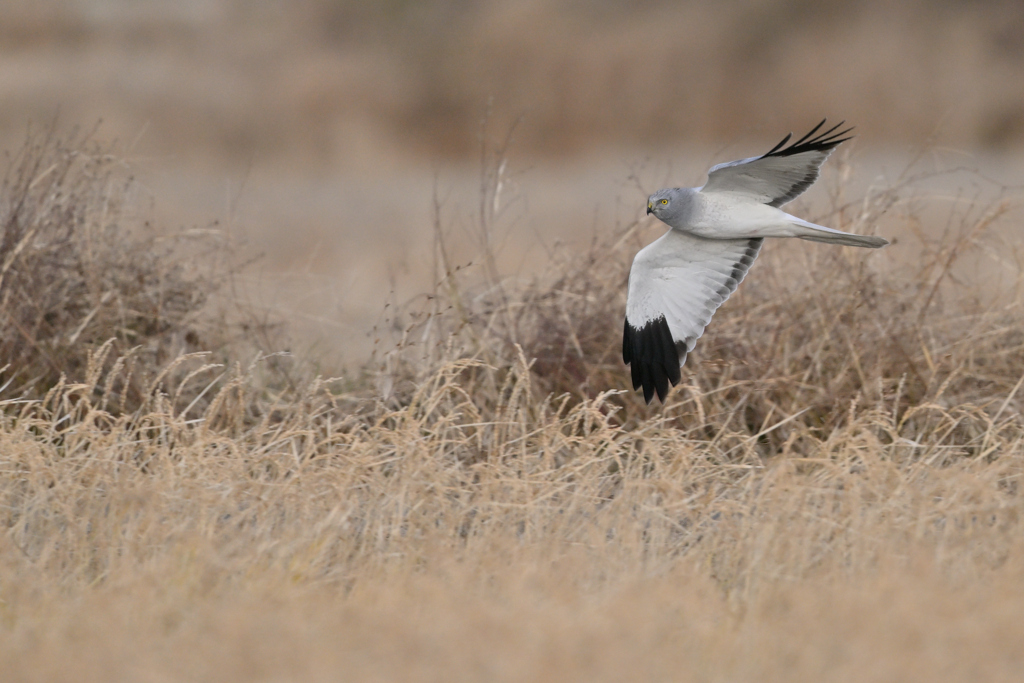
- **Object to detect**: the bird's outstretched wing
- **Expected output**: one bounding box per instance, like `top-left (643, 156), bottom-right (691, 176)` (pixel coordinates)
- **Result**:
top-left (623, 230), bottom-right (763, 403)
top-left (701, 119), bottom-right (852, 207)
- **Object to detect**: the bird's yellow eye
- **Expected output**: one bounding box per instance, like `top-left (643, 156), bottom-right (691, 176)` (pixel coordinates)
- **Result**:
top-left (660, 199), bottom-right (668, 205)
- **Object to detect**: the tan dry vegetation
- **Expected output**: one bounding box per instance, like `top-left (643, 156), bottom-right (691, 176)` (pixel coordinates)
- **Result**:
top-left (2, 133), bottom-right (1024, 681)
top-left (0, 128), bottom-right (271, 412)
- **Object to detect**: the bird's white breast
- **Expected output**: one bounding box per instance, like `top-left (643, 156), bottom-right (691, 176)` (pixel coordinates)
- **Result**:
top-left (680, 191), bottom-right (794, 240)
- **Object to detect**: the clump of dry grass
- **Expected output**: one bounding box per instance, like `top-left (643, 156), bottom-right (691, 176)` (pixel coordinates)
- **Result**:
top-left (0, 127), bottom-right (265, 412)
top-left (2, 134), bottom-right (1024, 680)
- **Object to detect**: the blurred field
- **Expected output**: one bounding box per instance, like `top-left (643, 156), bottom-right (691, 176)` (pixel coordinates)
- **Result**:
top-left (5, 0), bottom-right (1024, 160)
top-left (3, 2), bottom-right (1024, 682)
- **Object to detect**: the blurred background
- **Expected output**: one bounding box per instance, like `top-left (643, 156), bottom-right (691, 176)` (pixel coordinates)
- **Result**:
top-left (3, 0), bottom-right (1023, 365)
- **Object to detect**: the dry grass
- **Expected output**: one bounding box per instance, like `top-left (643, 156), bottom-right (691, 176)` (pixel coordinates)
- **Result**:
top-left (2, 138), bottom-right (1024, 681)
top-left (0, 128), bottom-right (281, 413)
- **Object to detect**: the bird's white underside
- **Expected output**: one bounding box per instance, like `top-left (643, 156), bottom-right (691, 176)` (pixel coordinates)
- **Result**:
top-left (625, 230), bottom-right (760, 350)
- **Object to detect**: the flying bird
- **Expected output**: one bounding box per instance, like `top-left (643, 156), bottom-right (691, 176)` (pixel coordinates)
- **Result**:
top-left (623, 120), bottom-right (887, 404)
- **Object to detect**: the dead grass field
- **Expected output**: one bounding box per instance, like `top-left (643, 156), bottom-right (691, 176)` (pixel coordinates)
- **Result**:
top-left (2, 130), bottom-right (1024, 681)
top-left (3, 2), bottom-right (1024, 680)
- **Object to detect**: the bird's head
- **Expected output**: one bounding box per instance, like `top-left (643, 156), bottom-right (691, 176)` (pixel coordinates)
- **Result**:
top-left (646, 189), bottom-right (673, 217)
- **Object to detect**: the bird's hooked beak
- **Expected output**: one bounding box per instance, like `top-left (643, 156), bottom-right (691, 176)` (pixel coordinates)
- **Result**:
top-left (646, 202), bottom-right (653, 215)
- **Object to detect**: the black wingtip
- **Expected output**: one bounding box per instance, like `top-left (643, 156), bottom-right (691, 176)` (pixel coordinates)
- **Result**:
top-left (623, 316), bottom-right (682, 404)
top-left (763, 132), bottom-right (792, 157)
top-left (762, 119), bottom-right (854, 159)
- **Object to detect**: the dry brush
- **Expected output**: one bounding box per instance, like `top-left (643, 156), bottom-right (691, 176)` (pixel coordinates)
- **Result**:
top-left (1, 134), bottom-right (1024, 681)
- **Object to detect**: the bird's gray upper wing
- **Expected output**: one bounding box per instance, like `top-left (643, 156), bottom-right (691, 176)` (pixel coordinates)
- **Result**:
top-left (700, 120), bottom-right (852, 207)
top-left (623, 230), bottom-right (763, 404)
